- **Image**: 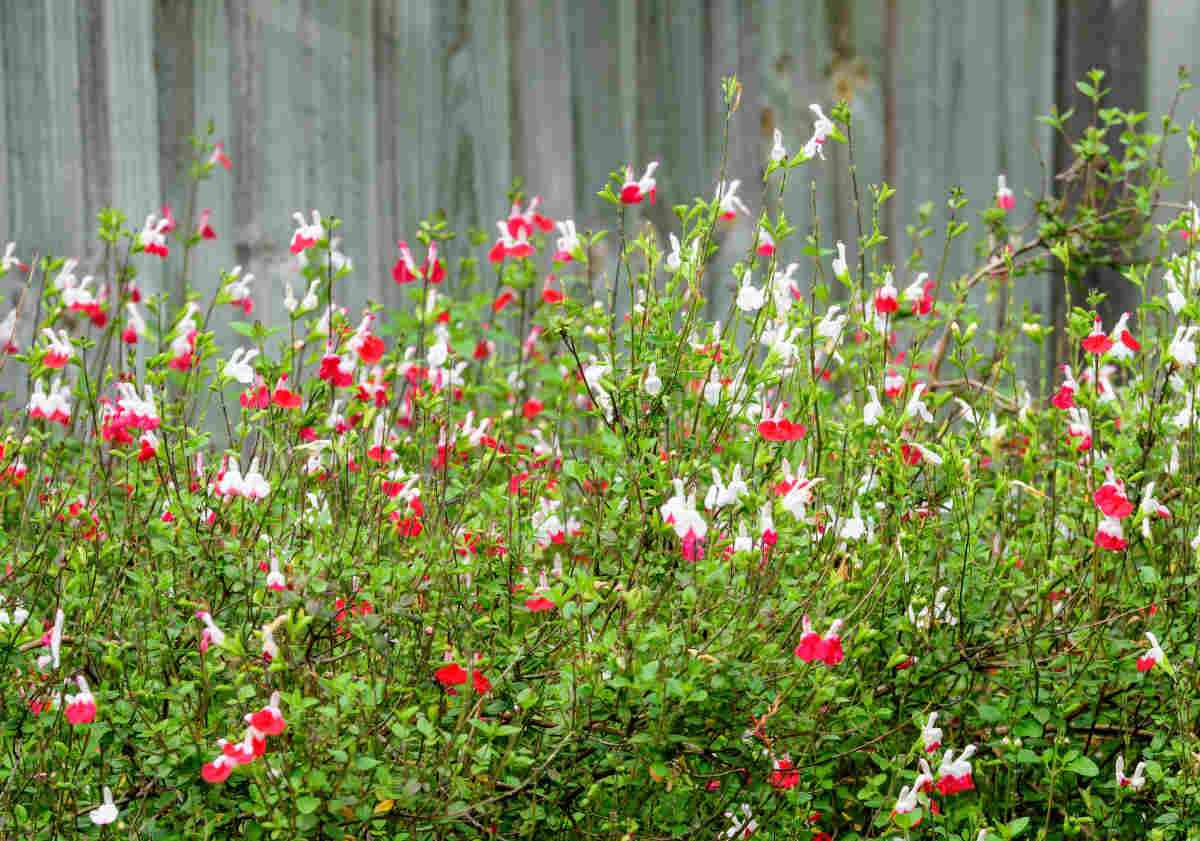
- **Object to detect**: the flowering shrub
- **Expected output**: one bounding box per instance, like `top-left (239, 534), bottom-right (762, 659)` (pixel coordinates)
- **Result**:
top-left (1, 71), bottom-right (1199, 839)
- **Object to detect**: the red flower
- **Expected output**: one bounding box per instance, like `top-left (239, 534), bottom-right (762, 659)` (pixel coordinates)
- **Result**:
top-left (525, 596), bottom-right (555, 612)
top-left (196, 209), bottom-right (217, 240)
top-left (392, 240), bottom-right (446, 284)
top-left (769, 756), bottom-right (800, 790)
top-left (201, 754), bottom-right (234, 783)
top-left (435, 662), bottom-right (468, 686)
top-left (248, 691), bottom-right (286, 735)
top-left (1093, 467), bottom-right (1133, 518)
top-left (1081, 317), bottom-right (1114, 354)
top-left (271, 376), bottom-right (302, 409)
top-left (472, 669), bottom-right (492, 694)
top-left (357, 334), bottom-right (385, 365)
top-left (522, 398), bottom-right (544, 419)
top-left (541, 275), bottom-right (564, 304)
top-left (209, 142), bottom-right (232, 169)
top-left (493, 291), bottom-right (515, 312)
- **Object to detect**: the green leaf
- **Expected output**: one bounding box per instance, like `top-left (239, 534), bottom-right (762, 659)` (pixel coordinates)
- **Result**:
top-left (1066, 755), bottom-right (1099, 777)
top-left (1007, 816), bottom-right (1031, 837)
top-left (977, 703), bottom-right (1005, 722)
top-left (296, 795), bottom-right (321, 814)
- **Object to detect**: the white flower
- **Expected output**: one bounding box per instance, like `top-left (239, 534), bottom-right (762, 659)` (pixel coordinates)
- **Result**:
top-left (1169, 325), bottom-right (1199, 367)
top-left (816, 305), bottom-right (847, 342)
top-left (643, 362), bottom-right (662, 397)
top-left (723, 804), bottom-right (758, 839)
top-left (903, 382), bottom-right (934, 424)
top-left (666, 233), bottom-right (694, 272)
top-left (836, 502), bottom-right (868, 541)
top-left (223, 347), bottom-right (260, 384)
top-left (1115, 754), bottom-right (1146, 791)
top-left (770, 129), bottom-right (787, 163)
top-left (89, 786), bottom-right (119, 825)
top-left (703, 368), bottom-right (723, 407)
top-left (1165, 263), bottom-right (1187, 314)
top-left (735, 273), bottom-right (765, 313)
top-left (770, 262), bottom-right (801, 316)
top-left (733, 521), bottom-right (753, 554)
top-left (832, 241), bottom-right (848, 279)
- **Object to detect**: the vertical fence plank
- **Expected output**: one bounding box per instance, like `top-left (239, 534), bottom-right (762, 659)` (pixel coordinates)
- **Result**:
top-left (77, 0), bottom-right (113, 268)
top-left (1147, 1), bottom-right (1196, 239)
top-left (3, 2), bottom-right (87, 262)
top-left (510, 0), bottom-right (576, 227)
top-left (105, 0), bottom-right (161, 231)
top-left (438, 0), bottom-right (513, 288)
top-left (564, 0), bottom-right (636, 236)
top-left (1051, 0), bottom-right (1147, 383)
top-left (758, 0), bottom-right (836, 302)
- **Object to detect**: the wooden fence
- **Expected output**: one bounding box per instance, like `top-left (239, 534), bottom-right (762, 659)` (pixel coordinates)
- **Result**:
top-left (0, 0), bottom-right (1190, 393)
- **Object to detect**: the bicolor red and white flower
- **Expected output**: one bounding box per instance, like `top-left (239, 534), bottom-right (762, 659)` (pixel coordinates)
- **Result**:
top-left (934, 744), bottom-right (977, 794)
top-left (758, 402), bottom-right (806, 441)
top-left (248, 690), bottom-right (287, 735)
top-left (64, 675), bottom-right (97, 725)
top-left (1138, 482), bottom-right (1171, 538)
top-left (139, 213), bottom-right (170, 258)
top-left (874, 270), bottom-right (899, 314)
top-left (1093, 466), bottom-right (1133, 518)
top-left (621, 162), bottom-right (658, 204)
top-left (36, 608), bottom-right (64, 670)
top-left (1, 242), bottom-right (28, 274)
top-left (507, 196), bottom-right (554, 239)
top-left (922, 712), bottom-right (943, 753)
top-left (802, 103), bottom-right (834, 160)
top-left (489, 221), bottom-right (535, 263)
top-left (208, 141), bottom-right (232, 169)
top-left (553, 219), bottom-right (581, 261)
top-left (715, 180), bottom-right (750, 220)
top-left (290, 210), bottom-right (325, 254)
top-left (393, 239), bottom-right (446, 284)
top-left (196, 209), bottom-right (217, 240)
top-left (1051, 365), bottom-right (1078, 409)
top-left (196, 610), bottom-right (225, 653)
top-left (1094, 516), bottom-right (1127, 551)
top-left (995, 174), bottom-right (1015, 210)
top-left (795, 616), bottom-right (845, 666)
top-left (1066, 408), bottom-right (1091, 451)
top-left (903, 272), bottom-right (935, 316)
top-left (1081, 317), bottom-right (1114, 354)
top-left (756, 225), bottom-right (775, 256)
top-left (226, 265), bottom-right (254, 314)
top-left (1107, 312), bottom-right (1140, 360)
top-left (40, 328), bottom-right (73, 369)
top-left (1115, 754), bottom-right (1146, 790)
top-left (1137, 631), bottom-right (1165, 672)
top-left (121, 302), bottom-right (147, 344)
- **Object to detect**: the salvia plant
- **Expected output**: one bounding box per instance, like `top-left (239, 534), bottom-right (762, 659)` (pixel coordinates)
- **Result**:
top-left (0, 69), bottom-right (1199, 840)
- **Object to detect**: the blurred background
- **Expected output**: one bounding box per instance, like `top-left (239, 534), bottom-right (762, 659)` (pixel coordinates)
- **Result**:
top-left (0, 1), bottom-right (1193, 392)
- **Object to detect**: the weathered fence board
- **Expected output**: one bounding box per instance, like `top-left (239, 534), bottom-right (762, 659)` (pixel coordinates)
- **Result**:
top-left (2, 0), bottom-right (1195, 402)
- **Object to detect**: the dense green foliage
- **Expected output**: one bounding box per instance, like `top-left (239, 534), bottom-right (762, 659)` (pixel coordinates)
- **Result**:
top-left (1, 71), bottom-right (1198, 840)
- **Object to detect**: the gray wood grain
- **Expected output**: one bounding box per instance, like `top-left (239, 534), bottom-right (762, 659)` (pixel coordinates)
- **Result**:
top-left (0, 0), bottom-right (1158, 404)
